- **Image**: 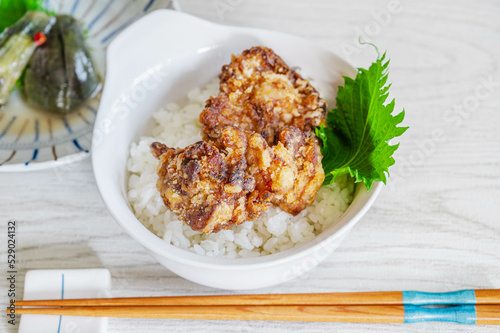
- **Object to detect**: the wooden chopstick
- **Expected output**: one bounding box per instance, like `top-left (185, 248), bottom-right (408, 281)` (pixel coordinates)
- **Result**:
top-left (15, 292), bottom-right (402, 307)
top-left (15, 289), bottom-right (500, 307)
top-left (11, 304), bottom-right (500, 324)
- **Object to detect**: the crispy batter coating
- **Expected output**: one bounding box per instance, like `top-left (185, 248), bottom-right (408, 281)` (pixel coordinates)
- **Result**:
top-left (151, 126), bottom-right (256, 234)
top-left (200, 46), bottom-right (326, 144)
top-left (151, 46), bottom-right (326, 234)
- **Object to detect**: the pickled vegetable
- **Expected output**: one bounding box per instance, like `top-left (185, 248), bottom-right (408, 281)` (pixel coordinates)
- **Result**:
top-left (0, 11), bottom-right (54, 105)
top-left (23, 15), bottom-right (101, 114)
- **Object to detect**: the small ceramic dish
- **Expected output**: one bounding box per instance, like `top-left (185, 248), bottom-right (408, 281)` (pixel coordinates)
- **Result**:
top-left (18, 269), bottom-right (111, 333)
top-left (92, 9), bottom-right (382, 290)
top-left (0, 0), bottom-right (178, 171)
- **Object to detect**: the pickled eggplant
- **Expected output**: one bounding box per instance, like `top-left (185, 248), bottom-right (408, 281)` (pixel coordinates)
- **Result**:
top-left (23, 15), bottom-right (101, 114)
top-left (0, 11), bottom-right (55, 105)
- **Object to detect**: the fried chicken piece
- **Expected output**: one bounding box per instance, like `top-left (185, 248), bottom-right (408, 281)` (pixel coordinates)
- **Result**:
top-left (151, 125), bottom-right (324, 233)
top-left (244, 126), bottom-right (324, 216)
top-left (200, 46), bottom-right (326, 145)
top-left (271, 126), bottom-right (325, 215)
top-left (152, 46), bottom-right (327, 234)
top-left (151, 126), bottom-right (256, 234)
top-left (244, 130), bottom-right (296, 218)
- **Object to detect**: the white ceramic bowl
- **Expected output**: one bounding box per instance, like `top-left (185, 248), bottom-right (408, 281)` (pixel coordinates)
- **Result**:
top-left (92, 9), bottom-right (382, 290)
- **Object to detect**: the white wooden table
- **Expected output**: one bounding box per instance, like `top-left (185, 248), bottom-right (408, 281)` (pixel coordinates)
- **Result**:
top-left (2, 0), bottom-right (500, 332)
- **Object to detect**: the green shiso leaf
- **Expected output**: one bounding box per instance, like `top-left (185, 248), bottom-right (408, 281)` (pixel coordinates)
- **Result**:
top-left (0, 0), bottom-right (49, 32)
top-left (316, 52), bottom-right (408, 190)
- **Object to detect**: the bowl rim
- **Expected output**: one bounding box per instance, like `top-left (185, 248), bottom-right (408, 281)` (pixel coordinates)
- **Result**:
top-left (92, 9), bottom-right (382, 270)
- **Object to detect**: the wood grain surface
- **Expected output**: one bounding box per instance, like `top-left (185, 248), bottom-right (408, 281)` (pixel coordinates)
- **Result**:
top-left (1, 0), bottom-right (500, 332)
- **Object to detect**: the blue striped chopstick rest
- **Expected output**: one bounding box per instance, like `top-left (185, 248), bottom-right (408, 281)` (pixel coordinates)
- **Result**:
top-left (403, 305), bottom-right (477, 324)
top-left (402, 290), bottom-right (476, 306)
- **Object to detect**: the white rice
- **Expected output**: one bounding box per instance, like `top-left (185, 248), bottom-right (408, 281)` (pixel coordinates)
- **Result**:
top-left (127, 79), bottom-right (355, 258)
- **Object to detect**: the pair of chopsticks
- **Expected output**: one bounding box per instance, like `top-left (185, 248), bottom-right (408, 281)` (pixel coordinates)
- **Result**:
top-left (10, 289), bottom-right (500, 325)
